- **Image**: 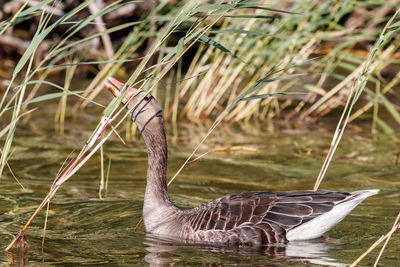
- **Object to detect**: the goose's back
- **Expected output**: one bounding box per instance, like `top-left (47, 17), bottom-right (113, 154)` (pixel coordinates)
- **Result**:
top-left (181, 190), bottom-right (350, 245)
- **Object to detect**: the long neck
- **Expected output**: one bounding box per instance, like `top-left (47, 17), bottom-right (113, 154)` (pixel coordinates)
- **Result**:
top-left (141, 122), bottom-right (173, 214)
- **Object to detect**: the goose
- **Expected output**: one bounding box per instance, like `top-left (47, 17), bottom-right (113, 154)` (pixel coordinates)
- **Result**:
top-left (104, 77), bottom-right (378, 246)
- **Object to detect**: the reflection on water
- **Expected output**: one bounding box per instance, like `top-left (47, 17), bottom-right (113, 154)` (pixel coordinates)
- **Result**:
top-left (7, 248), bottom-right (29, 267)
top-left (1, 109), bottom-right (400, 265)
top-left (144, 234), bottom-right (347, 266)
top-left (6, 230), bottom-right (30, 267)
top-left (6, 235), bottom-right (346, 267)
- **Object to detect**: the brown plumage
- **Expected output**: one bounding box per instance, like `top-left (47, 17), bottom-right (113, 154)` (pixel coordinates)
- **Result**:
top-left (180, 191), bottom-right (347, 245)
top-left (105, 77), bottom-right (379, 246)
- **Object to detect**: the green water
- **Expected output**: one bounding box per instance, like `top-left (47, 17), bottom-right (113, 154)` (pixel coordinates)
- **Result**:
top-left (1, 108), bottom-right (399, 266)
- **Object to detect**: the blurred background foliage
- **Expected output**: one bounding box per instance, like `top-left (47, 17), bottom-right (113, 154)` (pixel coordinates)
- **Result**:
top-left (0, 0), bottom-right (398, 122)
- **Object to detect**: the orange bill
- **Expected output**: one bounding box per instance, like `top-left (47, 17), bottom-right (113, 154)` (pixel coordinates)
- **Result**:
top-left (104, 77), bottom-right (138, 104)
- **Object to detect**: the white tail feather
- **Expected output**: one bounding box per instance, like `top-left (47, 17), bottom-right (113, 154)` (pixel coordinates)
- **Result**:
top-left (286, 189), bottom-right (379, 241)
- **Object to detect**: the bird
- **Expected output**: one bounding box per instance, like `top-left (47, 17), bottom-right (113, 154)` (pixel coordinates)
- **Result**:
top-left (104, 77), bottom-right (379, 246)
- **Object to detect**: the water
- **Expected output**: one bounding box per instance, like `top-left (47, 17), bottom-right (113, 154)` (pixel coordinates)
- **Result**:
top-left (1, 103), bottom-right (399, 266)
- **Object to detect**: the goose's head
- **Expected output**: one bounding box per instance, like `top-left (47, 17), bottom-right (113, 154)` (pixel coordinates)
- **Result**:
top-left (104, 77), bottom-right (163, 133)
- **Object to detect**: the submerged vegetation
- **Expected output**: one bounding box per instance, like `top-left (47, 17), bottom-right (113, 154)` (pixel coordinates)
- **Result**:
top-left (0, 0), bottom-right (399, 265)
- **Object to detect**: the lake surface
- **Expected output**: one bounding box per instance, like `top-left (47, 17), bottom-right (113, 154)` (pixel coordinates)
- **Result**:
top-left (1, 100), bottom-right (399, 266)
